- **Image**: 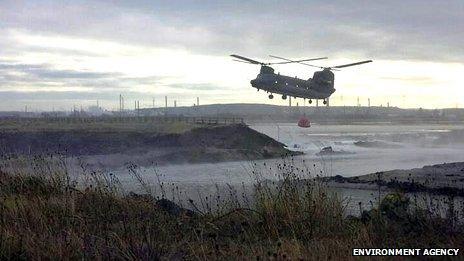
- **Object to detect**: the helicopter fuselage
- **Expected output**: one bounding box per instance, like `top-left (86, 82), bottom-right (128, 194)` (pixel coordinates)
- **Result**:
top-left (250, 66), bottom-right (335, 100)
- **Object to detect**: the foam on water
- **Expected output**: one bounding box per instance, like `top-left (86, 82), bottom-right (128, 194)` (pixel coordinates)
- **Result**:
top-left (107, 123), bottom-right (464, 215)
top-left (111, 123), bottom-right (464, 187)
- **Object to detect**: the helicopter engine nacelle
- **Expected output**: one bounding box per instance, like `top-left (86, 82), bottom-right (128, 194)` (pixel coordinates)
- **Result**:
top-left (312, 69), bottom-right (335, 92)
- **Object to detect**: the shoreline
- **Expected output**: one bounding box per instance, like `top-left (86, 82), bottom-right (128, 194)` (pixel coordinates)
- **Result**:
top-left (324, 162), bottom-right (464, 197)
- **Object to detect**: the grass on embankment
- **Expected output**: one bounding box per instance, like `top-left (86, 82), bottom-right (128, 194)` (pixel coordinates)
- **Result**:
top-left (0, 156), bottom-right (463, 259)
top-left (0, 118), bottom-right (196, 133)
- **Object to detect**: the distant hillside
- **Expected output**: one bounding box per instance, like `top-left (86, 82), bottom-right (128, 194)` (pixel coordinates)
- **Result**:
top-left (140, 103), bottom-right (464, 124)
top-left (2, 104), bottom-right (464, 124)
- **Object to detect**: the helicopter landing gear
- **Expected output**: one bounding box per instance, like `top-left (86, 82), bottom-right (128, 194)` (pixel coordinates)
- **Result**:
top-left (268, 94), bottom-right (274, 99)
top-left (282, 95), bottom-right (287, 100)
top-left (323, 100), bottom-right (327, 105)
top-left (308, 99), bottom-right (313, 104)
top-left (323, 98), bottom-right (330, 106)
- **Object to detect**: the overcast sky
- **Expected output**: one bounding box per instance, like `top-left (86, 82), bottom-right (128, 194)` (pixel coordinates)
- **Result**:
top-left (1, 0), bottom-right (463, 110)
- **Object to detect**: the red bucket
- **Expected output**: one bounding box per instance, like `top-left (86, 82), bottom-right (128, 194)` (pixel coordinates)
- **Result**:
top-left (298, 116), bottom-right (311, 128)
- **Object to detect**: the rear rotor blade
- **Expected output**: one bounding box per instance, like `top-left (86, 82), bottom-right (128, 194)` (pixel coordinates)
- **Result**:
top-left (332, 60), bottom-right (372, 69)
top-left (230, 54), bottom-right (262, 65)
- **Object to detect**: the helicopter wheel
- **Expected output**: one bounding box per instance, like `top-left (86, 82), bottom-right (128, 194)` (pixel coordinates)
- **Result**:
top-left (323, 99), bottom-right (327, 105)
top-left (282, 95), bottom-right (287, 100)
top-left (308, 99), bottom-right (312, 104)
top-left (268, 94), bottom-right (274, 99)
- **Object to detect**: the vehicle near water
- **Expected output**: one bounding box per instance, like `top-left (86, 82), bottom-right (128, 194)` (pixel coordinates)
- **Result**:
top-left (316, 146), bottom-right (355, 156)
top-left (231, 54), bottom-right (372, 106)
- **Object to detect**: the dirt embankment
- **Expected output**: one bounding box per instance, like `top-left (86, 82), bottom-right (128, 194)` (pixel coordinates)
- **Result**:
top-left (324, 162), bottom-right (464, 196)
top-left (0, 124), bottom-right (298, 165)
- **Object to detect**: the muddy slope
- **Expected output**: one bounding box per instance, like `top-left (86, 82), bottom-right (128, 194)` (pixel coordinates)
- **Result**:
top-left (0, 124), bottom-right (297, 163)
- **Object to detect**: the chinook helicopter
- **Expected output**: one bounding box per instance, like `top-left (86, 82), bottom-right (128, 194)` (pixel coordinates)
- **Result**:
top-left (231, 54), bottom-right (372, 105)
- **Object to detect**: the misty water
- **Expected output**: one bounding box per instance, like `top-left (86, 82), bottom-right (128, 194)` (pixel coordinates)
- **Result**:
top-left (112, 123), bottom-right (464, 215)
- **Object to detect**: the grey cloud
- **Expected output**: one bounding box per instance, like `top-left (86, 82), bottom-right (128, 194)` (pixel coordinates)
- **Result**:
top-left (0, 60), bottom-right (231, 95)
top-left (1, 0), bottom-right (463, 110)
top-left (0, 62), bottom-right (119, 79)
top-left (20, 45), bottom-right (108, 58)
top-left (1, 1), bottom-right (463, 62)
top-left (0, 61), bottom-right (128, 91)
top-left (0, 90), bottom-right (118, 101)
top-left (33, 70), bottom-right (118, 80)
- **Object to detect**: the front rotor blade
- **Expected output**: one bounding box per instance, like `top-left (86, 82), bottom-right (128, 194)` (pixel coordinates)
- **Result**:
top-left (269, 55), bottom-right (293, 62)
top-left (332, 60), bottom-right (372, 69)
top-left (230, 54), bottom-right (262, 65)
top-left (232, 59), bottom-right (254, 64)
top-left (269, 55), bottom-right (328, 64)
top-left (295, 62), bottom-right (324, 69)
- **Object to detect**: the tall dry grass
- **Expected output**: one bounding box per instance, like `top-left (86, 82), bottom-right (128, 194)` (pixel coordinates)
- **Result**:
top-left (0, 153), bottom-right (463, 260)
